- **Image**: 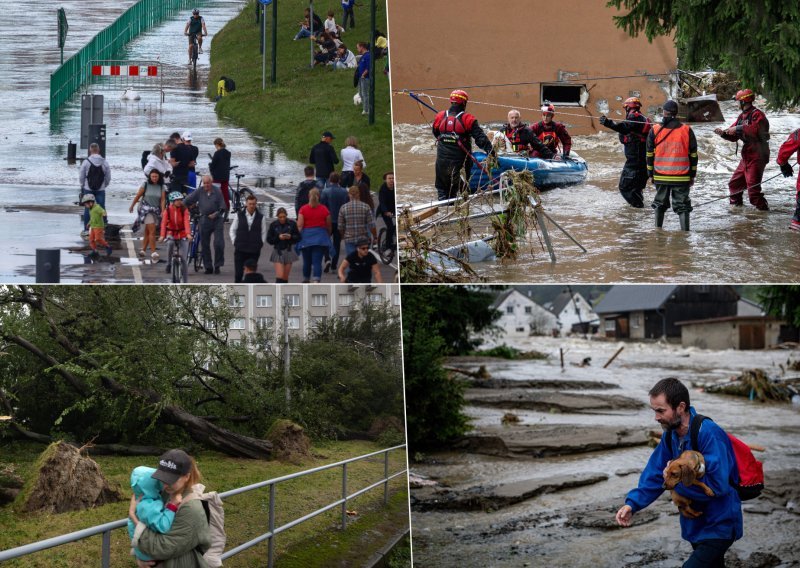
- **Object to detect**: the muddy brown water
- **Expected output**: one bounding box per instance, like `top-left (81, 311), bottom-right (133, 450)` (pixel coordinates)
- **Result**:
top-left (410, 337), bottom-right (800, 567)
top-left (395, 101), bottom-right (800, 283)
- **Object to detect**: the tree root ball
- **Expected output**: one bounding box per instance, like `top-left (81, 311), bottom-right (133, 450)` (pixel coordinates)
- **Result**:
top-left (265, 420), bottom-right (311, 463)
top-left (23, 442), bottom-right (124, 513)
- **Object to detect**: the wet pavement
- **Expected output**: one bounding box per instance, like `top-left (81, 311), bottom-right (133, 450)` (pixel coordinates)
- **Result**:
top-left (410, 336), bottom-right (800, 567)
top-left (394, 101), bottom-right (800, 283)
top-left (0, 0), bottom-right (314, 282)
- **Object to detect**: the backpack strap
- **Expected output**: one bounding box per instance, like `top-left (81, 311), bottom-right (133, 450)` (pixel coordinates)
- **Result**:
top-left (690, 413), bottom-right (709, 451)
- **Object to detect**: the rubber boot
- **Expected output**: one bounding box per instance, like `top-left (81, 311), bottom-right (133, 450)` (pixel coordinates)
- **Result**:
top-left (679, 212), bottom-right (690, 232)
top-left (655, 209), bottom-right (665, 228)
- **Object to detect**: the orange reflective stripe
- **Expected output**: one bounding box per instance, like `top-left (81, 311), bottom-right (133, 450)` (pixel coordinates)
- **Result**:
top-left (652, 124), bottom-right (690, 176)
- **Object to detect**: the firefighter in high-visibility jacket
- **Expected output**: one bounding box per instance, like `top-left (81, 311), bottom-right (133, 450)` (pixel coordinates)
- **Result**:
top-left (714, 89), bottom-right (770, 210)
top-left (599, 97), bottom-right (651, 208)
top-left (646, 100), bottom-right (698, 231)
top-left (776, 129), bottom-right (800, 231)
top-left (432, 89), bottom-right (494, 201)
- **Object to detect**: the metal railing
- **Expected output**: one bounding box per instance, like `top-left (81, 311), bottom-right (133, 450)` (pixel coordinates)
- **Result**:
top-left (0, 444), bottom-right (407, 567)
top-left (50, 0), bottom-right (199, 113)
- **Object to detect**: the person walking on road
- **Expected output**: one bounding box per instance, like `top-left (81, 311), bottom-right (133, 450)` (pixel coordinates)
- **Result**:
top-left (432, 89), bottom-right (493, 201)
top-left (184, 175), bottom-right (225, 274)
top-left (776, 129), bottom-right (800, 231)
top-left (209, 137), bottom-right (232, 214)
top-left (296, 188), bottom-right (332, 283)
top-left (309, 131), bottom-right (339, 186)
top-left (338, 185), bottom-right (376, 256)
top-left (266, 207), bottom-right (300, 283)
top-left (646, 100), bottom-right (698, 231)
top-left (338, 237), bottom-right (382, 283)
top-left (295, 166), bottom-right (322, 216)
top-left (81, 194), bottom-right (112, 258)
top-left (600, 96), bottom-right (652, 208)
top-left (340, 136), bottom-right (366, 188)
top-left (714, 89), bottom-right (770, 210)
top-left (130, 169), bottom-right (166, 262)
top-left (79, 143), bottom-right (111, 234)
top-left (321, 172), bottom-right (349, 272)
top-left (229, 193), bottom-right (266, 283)
top-left (615, 378), bottom-right (742, 567)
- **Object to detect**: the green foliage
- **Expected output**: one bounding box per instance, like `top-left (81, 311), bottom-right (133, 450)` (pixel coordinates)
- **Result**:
top-left (472, 344), bottom-right (521, 359)
top-left (209, 0), bottom-right (393, 177)
top-left (758, 286), bottom-right (800, 327)
top-left (606, 0), bottom-right (800, 107)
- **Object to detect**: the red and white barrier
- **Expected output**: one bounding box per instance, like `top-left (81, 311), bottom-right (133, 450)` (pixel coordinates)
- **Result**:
top-left (91, 65), bottom-right (158, 77)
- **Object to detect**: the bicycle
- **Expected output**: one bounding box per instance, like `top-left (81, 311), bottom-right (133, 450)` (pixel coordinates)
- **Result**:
top-left (230, 167), bottom-right (255, 216)
top-left (166, 236), bottom-right (189, 283)
top-left (187, 32), bottom-right (200, 70)
top-left (187, 209), bottom-right (204, 272)
top-left (376, 217), bottom-right (396, 264)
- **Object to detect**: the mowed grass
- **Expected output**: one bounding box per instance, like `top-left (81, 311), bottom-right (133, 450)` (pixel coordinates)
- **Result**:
top-left (0, 440), bottom-right (409, 567)
top-left (209, 0), bottom-right (394, 178)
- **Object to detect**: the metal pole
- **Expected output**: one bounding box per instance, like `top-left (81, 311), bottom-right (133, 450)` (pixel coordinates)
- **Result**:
top-left (383, 450), bottom-right (389, 505)
top-left (283, 299), bottom-right (291, 408)
top-left (535, 209), bottom-right (556, 263)
top-left (271, 0), bottom-right (277, 83)
top-left (267, 483), bottom-right (276, 568)
top-left (341, 463), bottom-right (348, 530)
top-left (101, 530), bottom-right (111, 568)
top-left (368, 0), bottom-right (376, 124)
top-left (262, 5), bottom-right (267, 90)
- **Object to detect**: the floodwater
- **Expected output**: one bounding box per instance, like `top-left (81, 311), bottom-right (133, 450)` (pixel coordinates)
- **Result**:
top-left (410, 336), bottom-right (800, 567)
top-left (0, 0), bottom-right (302, 282)
top-left (394, 101), bottom-right (800, 282)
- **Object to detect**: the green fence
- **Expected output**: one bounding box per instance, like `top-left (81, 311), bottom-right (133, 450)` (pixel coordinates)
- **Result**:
top-left (49, 0), bottom-right (201, 114)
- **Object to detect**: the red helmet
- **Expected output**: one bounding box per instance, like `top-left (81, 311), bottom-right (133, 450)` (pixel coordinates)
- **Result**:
top-left (449, 90), bottom-right (469, 104)
top-left (541, 103), bottom-right (555, 115)
top-left (735, 89), bottom-right (755, 102)
top-left (623, 96), bottom-right (642, 109)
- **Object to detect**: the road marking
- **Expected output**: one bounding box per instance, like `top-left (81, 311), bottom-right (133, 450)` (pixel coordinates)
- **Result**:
top-left (120, 226), bottom-right (143, 284)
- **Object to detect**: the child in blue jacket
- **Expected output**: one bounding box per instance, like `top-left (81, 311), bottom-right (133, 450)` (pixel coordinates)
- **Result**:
top-left (127, 466), bottom-right (178, 562)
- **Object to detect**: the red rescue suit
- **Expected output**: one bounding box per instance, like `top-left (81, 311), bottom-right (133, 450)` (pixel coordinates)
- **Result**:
top-left (719, 106), bottom-right (770, 209)
top-left (777, 129), bottom-right (800, 226)
top-left (529, 121), bottom-right (572, 157)
top-left (502, 123), bottom-right (529, 153)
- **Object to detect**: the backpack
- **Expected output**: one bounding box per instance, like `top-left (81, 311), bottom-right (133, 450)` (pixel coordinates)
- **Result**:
top-left (224, 77), bottom-right (236, 92)
top-left (141, 150), bottom-right (151, 169)
top-left (192, 485), bottom-right (226, 568)
top-left (690, 414), bottom-right (764, 501)
top-left (86, 160), bottom-right (105, 191)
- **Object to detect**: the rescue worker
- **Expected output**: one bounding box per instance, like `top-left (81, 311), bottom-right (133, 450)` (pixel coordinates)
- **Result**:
top-left (646, 100), bottom-right (698, 231)
top-left (599, 97), bottom-right (651, 208)
top-left (714, 89), bottom-right (770, 210)
top-left (776, 129), bottom-right (800, 231)
top-left (432, 89), bottom-right (493, 201)
top-left (502, 109), bottom-right (553, 158)
top-left (529, 103), bottom-right (572, 159)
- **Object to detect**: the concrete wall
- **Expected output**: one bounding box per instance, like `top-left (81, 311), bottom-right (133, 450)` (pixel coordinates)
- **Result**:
top-left (681, 320), bottom-right (783, 350)
top-left (388, 0), bottom-right (677, 130)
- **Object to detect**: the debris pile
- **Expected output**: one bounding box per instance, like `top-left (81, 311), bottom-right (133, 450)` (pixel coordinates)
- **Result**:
top-left (704, 369), bottom-right (797, 402)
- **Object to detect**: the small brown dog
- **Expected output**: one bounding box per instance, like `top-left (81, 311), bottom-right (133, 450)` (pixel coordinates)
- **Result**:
top-left (663, 450), bottom-right (715, 519)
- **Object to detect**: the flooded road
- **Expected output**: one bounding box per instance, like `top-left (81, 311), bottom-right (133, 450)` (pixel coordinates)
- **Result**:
top-left (0, 0), bottom-right (302, 282)
top-left (410, 337), bottom-right (800, 567)
top-left (395, 101), bottom-right (800, 282)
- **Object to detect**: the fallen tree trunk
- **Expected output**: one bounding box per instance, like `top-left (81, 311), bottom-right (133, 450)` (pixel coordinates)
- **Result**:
top-left (6, 422), bottom-right (166, 456)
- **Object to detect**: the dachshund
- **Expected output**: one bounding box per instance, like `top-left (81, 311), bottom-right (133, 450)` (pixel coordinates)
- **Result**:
top-left (663, 450), bottom-right (715, 519)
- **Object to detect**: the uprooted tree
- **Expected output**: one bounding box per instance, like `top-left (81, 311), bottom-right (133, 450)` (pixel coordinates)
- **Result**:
top-left (0, 286), bottom-right (404, 459)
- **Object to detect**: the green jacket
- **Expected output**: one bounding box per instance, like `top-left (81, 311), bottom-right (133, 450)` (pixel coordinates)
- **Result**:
top-left (88, 204), bottom-right (106, 229)
top-left (137, 498), bottom-right (210, 568)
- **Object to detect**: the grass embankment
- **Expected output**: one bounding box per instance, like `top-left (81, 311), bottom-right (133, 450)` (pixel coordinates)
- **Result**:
top-left (209, 0), bottom-right (393, 179)
top-left (0, 440), bottom-right (409, 567)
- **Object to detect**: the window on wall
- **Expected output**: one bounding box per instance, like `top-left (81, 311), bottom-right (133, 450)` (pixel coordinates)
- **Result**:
top-left (285, 294), bottom-right (300, 307)
top-left (230, 318), bottom-right (245, 330)
top-left (312, 294), bottom-right (328, 307)
top-left (257, 316), bottom-right (274, 329)
top-left (631, 313), bottom-right (641, 328)
top-left (393, 293), bottom-right (401, 306)
top-left (339, 294), bottom-right (354, 306)
top-left (604, 319), bottom-right (616, 331)
top-left (311, 316), bottom-right (327, 328)
top-left (229, 295), bottom-right (245, 308)
top-left (368, 293), bottom-right (384, 304)
top-left (230, 338), bottom-right (243, 346)
top-left (516, 327), bottom-right (525, 332)
top-left (525, 306), bottom-right (532, 314)
top-left (506, 306), bottom-right (514, 314)
top-left (541, 84), bottom-right (586, 107)
top-left (256, 295), bottom-right (273, 308)
top-left (287, 317), bottom-right (300, 329)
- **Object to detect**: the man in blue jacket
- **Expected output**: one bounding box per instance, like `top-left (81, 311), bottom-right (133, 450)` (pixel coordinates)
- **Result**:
top-left (615, 378), bottom-right (742, 567)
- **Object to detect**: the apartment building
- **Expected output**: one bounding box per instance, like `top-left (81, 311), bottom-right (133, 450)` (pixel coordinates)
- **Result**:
top-left (225, 284), bottom-right (401, 344)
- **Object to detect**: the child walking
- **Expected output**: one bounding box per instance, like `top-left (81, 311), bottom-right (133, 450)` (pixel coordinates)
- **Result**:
top-left (82, 193), bottom-right (112, 257)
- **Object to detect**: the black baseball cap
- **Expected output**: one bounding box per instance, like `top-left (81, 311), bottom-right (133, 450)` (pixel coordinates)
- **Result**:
top-left (244, 258), bottom-right (259, 269)
top-left (152, 449), bottom-right (192, 485)
top-left (322, 131), bottom-right (335, 139)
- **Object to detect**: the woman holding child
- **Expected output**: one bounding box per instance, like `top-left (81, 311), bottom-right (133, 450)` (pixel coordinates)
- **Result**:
top-left (129, 449), bottom-right (211, 568)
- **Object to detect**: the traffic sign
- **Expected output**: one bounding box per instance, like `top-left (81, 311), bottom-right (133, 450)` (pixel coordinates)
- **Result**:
top-left (258, 0), bottom-right (273, 5)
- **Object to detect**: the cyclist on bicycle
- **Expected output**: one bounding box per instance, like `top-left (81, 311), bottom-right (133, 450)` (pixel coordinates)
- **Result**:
top-left (159, 191), bottom-right (191, 282)
top-left (184, 9), bottom-right (208, 63)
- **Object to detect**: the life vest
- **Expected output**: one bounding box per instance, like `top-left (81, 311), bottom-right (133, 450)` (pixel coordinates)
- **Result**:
top-left (735, 108), bottom-right (770, 143)
top-left (503, 124), bottom-right (529, 153)
top-left (535, 122), bottom-right (560, 152)
top-left (622, 111), bottom-right (652, 144)
top-left (651, 123), bottom-right (691, 182)
top-left (434, 110), bottom-right (475, 146)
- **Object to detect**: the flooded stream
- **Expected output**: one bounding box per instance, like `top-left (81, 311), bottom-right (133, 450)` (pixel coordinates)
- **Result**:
top-left (394, 102), bottom-right (800, 283)
top-left (0, 0), bottom-right (302, 281)
top-left (410, 336), bottom-right (800, 567)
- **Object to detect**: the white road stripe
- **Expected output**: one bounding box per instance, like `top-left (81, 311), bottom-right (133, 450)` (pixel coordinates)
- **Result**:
top-left (119, 226), bottom-right (143, 284)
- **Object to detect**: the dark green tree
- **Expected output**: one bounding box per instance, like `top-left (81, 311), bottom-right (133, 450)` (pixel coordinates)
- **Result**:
top-left (402, 287), bottom-right (499, 452)
top-left (607, 1), bottom-right (800, 107)
top-left (758, 285), bottom-right (800, 326)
